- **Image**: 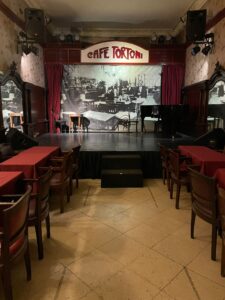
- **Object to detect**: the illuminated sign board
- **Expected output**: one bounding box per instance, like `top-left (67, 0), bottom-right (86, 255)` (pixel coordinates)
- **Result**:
top-left (81, 41), bottom-right (149, 64)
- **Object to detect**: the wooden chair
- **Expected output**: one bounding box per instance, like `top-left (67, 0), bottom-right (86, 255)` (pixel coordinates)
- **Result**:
top-left (49, 151), bottom-right (73, 213)
top-left (159, 144), bottom-right (170, 188)
top-left (217, 186), bottom-right (225, 276)
top-left (189, 167), bottom-right (219, 261)
top-left (168, 149), bottom-right (191, 209)
top-left (0, 186), bottom-right (32, 300)
top-left (72, 145), bottom-right (81, 189)
top-left (24, 168), bottom-right (53, 260)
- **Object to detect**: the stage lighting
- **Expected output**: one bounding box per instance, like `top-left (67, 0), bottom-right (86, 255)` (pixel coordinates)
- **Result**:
top-left (191, 45), bottom-right (201, 56)
top-left (21, 44), bottom-right (31, 55)
top-left (202, 44), bottom-right (212, 56)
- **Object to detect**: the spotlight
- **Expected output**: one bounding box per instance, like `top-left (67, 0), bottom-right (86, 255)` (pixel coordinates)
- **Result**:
top-left (202, 44), bottom-right (212, 55)
top-left (21, 44), bottom-right (31, 55)
top-left (191, 45), bottom-right (201, 56)
top-left (30, 45), bottom-right (38, 55)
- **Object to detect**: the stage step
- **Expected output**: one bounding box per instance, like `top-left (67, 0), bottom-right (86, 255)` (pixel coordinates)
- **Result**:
top-left (101, 169), bottom-right (143, 188)
top-left (102, 154), bottom-right (141, 169)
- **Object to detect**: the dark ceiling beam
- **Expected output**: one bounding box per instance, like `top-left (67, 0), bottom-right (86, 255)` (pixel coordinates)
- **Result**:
top-left (0, 0), bottom-right (25, 30)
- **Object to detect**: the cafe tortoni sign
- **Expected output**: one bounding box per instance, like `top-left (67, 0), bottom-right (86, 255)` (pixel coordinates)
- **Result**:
top-left (81, 41), bottom-right (149, 64)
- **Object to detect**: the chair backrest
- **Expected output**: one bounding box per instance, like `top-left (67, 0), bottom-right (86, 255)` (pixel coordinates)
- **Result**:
top-left (37, 168), bottom-right (53, 203)
top-left (160, 144), bottom-right (169, 167)
top-left (72, 145), bottom-right (81, 166)
top-left (189, 167), bottom-right (217, 222)
top-left (0, 186), bottom-right (31, 256)
top-left (217, 186), bottom-right (225, 230)
top-left (168, 149), bottom-right (180, 178)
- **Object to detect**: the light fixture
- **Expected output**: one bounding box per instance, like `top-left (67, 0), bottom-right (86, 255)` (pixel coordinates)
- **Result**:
top-left (191, 32), bottom-right (214, 56)
top-left (191, 45), bottom-right (201, 56)
top-left (17, 31), bottom-right (39, 56)
top-left (202, 44), bottom-right (212, 56)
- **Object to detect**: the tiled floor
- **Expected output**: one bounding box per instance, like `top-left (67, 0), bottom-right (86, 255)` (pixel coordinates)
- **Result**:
top-left (1, 179), bottom-right (225, 300)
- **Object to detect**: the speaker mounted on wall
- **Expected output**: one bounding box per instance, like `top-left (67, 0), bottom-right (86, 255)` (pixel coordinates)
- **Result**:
top-left (186, 9), bottom-right (207, 42)
top-left (25, 8), bottom-right (45, 43)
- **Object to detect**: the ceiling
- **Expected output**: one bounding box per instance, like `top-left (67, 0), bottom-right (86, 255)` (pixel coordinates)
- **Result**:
top-left (24, 0), bottom-right (208, 43)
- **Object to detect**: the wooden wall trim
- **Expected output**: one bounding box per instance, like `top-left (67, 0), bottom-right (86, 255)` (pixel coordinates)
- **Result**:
top-left (206, 7), bottom-right (225, 31)
top-left (0, 0), bottom-right (25, 30)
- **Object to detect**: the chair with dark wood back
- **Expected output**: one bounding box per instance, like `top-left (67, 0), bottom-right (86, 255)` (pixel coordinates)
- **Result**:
top-left (160, 144), bottom-right (170, 188)
top-left (0, 186), bottom-right (32, 300)
top-left (24, 168), bottom-right (53, 260)
top-left (189, 167), bottom-right (219, 261)
top-left (217, 186), bottom-right (225, 276)
top-left (49, 151), bottom-right (72, 213)
top-left (72, 145), bottom-right (81, 189)
top-left (168, 149), bottom-right (190, 209)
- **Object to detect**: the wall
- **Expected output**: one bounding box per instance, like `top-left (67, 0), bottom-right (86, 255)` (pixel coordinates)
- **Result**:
top-left (0, 0), bottom-right (45, 87)
top-left (185, 0), bottom-right (225, 86)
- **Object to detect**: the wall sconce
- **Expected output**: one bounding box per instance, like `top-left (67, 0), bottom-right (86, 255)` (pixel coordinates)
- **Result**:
top-left (191, 33), bottom-right (214, 56)
top-left (17, 31), bottom-right (39, 56)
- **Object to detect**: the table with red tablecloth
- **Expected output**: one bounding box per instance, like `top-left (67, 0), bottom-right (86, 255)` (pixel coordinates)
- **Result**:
top-left (0, 146), bottom-right (60, 178)
top-left (0, 171), bottom-right (23, 194)
top-left (215, 168), bottom-right (225, 190)
top-left (178, 145), bottom-right (225, 176)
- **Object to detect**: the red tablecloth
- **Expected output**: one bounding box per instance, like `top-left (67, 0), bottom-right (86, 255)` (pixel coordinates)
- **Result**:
top-left (215, 168), bottom-right (225, 189)
top-left (0, 146), bottom-right (60, 178)
top-left (178, 146), bottom-right (225, 176)
top-left (0, 171), bottom-right (23, 194)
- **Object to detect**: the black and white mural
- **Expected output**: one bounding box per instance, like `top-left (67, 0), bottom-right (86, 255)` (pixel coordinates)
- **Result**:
top-left (61, 65), bottom-right (162, 131)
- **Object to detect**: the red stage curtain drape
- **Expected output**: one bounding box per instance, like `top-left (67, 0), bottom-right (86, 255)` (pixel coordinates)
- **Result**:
top-left (45, 64), bottom-right (63, 133)
top-left (161, 65), bottom-right (185, 105)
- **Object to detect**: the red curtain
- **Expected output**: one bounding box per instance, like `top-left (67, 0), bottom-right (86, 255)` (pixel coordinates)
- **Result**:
top-left (161, 65), bottom-right (185, 105)
top-left (45, 64), bottom-right (63, 133)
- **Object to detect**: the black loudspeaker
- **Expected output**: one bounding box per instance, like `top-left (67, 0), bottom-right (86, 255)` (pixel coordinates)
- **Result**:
top-left (25, 8), bottom-right (45, 42)
top-left (186, 10), bottom-right (206, 42)
top-left (6, 128), bottom-right (38, 150)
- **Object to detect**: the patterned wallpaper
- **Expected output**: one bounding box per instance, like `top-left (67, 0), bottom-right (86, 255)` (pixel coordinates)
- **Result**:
top-left (0, 0), bottom-right (45, 87)
top-left (185, 0), bottom-right (225, 86)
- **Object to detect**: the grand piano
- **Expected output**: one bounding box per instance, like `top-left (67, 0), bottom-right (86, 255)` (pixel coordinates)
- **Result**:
top-left (140, 104), bottom-right (189, 136)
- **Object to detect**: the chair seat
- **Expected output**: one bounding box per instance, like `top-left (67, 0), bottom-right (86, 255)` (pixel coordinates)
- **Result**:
top-left (0, 235), bottom-right (25, 258)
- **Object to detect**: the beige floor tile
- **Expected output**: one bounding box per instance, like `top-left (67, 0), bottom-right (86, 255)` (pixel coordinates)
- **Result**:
top-left (12, 262), bottom-right (64, 300)
top-left (98, 235), bottom-right (150, 265)
top-left (125, 224), bottom-right (168, 248)
top-left (44, 231), bottom-right (94, 265)
top-left (80, 291), bottom-right (102, 300)
top-left (81, 203), bottom-right (118, 220)
top-left (128, 249), bottom-right (182, 289)
top-left (67, 214), bottom-right (103, 234)
top-left (144, 214), bottom-right (184, 236)
top-left (94, 268), bottom-right (159, 300)
top-left (159, 207), bottom-right (191, 224)
top-left (153, 234), bottom-right (208, 266)
top-left (123, 200), bottom-right (164, 222)
top-left (164, 269), bottom-right (225, 300)
top-left (172, 222), bottom-right (212, 243)
top-left (67, 249), bottom-right (123, 288)
top-left (187, 243), bottom-right (225, 287)
top-left (55, 268), bottom-right (91, 300)
top-left (76, 222), bottom-right (121, 248)
top-left (153, 291), bottom-right (176, 300)
top-left (101, 212), bottom-right (142, 233)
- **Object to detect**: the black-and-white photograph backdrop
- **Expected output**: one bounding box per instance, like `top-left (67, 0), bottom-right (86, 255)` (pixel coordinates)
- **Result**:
top-left (61, 65), bottom-right (162, 131)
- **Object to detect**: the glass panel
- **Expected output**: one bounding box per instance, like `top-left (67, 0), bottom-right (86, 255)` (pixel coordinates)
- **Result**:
top-left (1, 80), bottom-right (23, 131)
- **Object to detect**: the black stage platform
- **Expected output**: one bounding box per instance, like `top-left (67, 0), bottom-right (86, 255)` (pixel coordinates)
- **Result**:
top-left (37, 132), bottom-right (194, 179)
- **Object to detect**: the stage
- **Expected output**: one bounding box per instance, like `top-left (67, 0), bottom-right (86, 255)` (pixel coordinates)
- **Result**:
top-left (37, 132), bottom-right (194, 178)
